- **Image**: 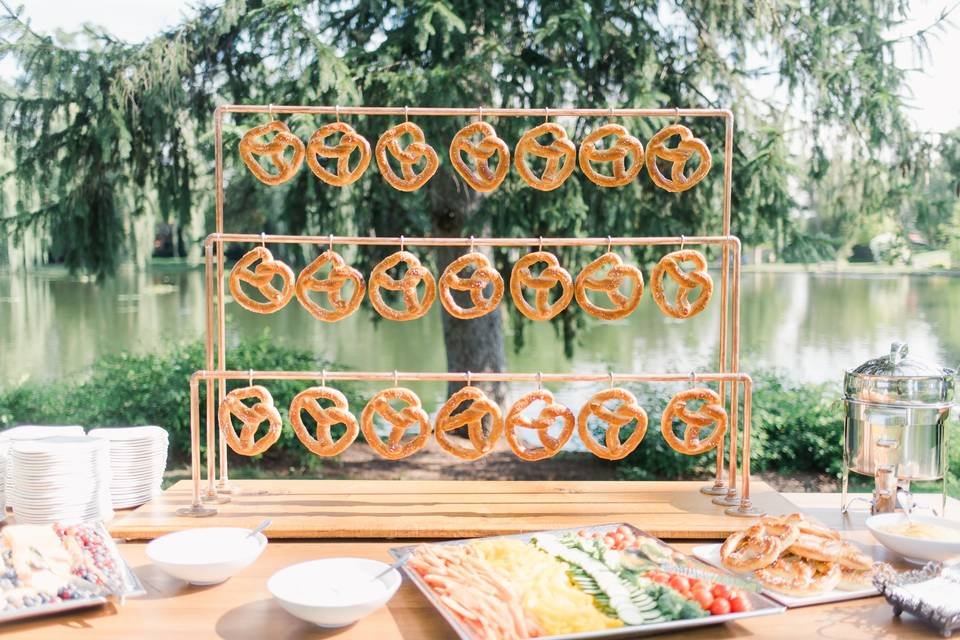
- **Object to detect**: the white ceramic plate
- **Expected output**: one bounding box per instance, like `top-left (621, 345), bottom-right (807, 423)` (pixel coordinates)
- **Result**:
top-left (692, 543), bottom-right (878, 608)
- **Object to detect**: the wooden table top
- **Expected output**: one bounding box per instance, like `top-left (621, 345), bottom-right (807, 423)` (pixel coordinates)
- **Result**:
top-left (5, 490), bottom-right (957, 639)
top-left (108, 479), bottom-right (801, 540)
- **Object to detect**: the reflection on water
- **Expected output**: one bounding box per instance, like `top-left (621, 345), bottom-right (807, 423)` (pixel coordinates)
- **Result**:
top-left (2, 269), bottom-right (958, 411)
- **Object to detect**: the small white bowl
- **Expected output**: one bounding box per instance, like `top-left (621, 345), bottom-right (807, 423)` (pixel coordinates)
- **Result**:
top-left (866, 513), bottom-right (960, 564)
top-left (146, 527), bottom-right (267, 585)
top-left (267, 557), bottom-right (401, 627)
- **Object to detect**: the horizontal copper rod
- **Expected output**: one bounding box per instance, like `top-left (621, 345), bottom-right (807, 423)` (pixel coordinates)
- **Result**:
top-left (191, 369), bottom-right (752, 384)
top-left (204, 233), bottom-right (740, 249)
top-left (218, 105), bottom-right (732, 119)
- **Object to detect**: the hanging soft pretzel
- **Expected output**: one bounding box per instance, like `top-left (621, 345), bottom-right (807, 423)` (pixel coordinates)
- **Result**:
top-left (439, 252), bottom-right (504, 319)
top-left (578, 124), bottom-right (644, 188)
top-left (754, 555), bottom-right (841, 597)
top-left (574, 252), bottom-right (643, 320)
top-left (660, 387), bottom-right (728, 455)
top-left (369, 250), bottom-right (436, 321)
top-left (650, 249), bottom-right (713, 319)
top-left (360, 387), bottom-right (432, 460)
top-left (449, 121), bottom-right (510, 192)
top-left (229, 246), bottom-right (295, 314)
top-left (218, 385), bottom-right (283, 456)
top-left (239, 121), bottom-right (305, 186)
top-left (509, 251), bottom-right (573, 321)
top-left (375, 122), bottom-right (439, 191)
top-left (719, 524), bottom-right (784, 571)
top-left (289, 386), bottom-right (359, 456)
top-left (514, 122), bottom-right (576, 191)
top-left (295, 249), bottom-right (365, 322)
top-left (577, 388), bottom-right (648, 460)
top-left (435, 386), bottom-right (504, 460)
top-left (306, 122), bottom-right (371, 186)
top-left (645, 124), bottom-right (711, 192)
top-left (504, 389), bottom-right (575, 461)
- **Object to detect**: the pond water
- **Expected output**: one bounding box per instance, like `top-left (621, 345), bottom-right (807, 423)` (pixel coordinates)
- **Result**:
top-left (2, 268), bottom-right (958, 410)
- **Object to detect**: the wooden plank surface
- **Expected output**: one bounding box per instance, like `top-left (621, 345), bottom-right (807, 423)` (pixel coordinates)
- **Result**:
top-left (0, 538), bottom-right (940, 640)
top-left (107, 479), bottom-right (800, 540)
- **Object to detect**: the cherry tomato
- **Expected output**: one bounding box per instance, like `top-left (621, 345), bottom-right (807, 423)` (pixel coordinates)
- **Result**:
top-left (591, 532), bottom-right (601, 539)
top-left (577, 530), bottom-right (586, 537)
top-left (692, 587), bottom-right (714, 609)
top-left (617, 525), bottom-right (632, 535)
top-left (710, 597), bottom-right (731, 616)
top-left (729, 595), bottom-right (751, 613)
top-left (668, 576), bottom-right (691, 593)
top-left (712, 584), bottom-right (732, 600)
top-left (651, 572), bottom-right (670, 585)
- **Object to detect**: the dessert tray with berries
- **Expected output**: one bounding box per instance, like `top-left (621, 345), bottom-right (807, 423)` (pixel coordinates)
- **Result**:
top-left (0, 522), bottom-right (144, 623)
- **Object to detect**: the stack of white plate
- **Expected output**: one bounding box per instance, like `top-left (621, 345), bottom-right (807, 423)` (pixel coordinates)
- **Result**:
top-left (8, 436), bottom-right (114, 524)
top-left (88, 426), bottom-right (169, 509)
top-left (0, 425), bottom-right (86, 509)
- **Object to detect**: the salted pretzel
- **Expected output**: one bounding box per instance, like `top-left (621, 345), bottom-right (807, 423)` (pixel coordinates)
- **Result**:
top-left (838, 563), bottom-right (881, 591)
top-left (360, 387), bottom-right (431, 460)
top-left (578, 124), bottom-right (644, 188)
top-left (289, 386), bottom-right (359, 456)
top-left (439, 252), bottom-right (504, 319)
top-left (368, 251), bottom-right (437, 321)
top-left (449, 121), bottom-right (510, 192)
top-left (375, 122), bottom-right (439, 191)
top-left (577, 388), bottom-right (648, 460)
top-left (574, 252), bottom-right (643, 320)
top-left (514, 122), bottom-right (576, 191)
top-left (650, 249), bottom-right (713, 319)
top-left (660, 387), bottom-right (728, 455)
top-left (434, 386), bottom-right (504, 460)
top-left (754, 554), bottom-right (841, 597)
top-left (510, 251), bottom-right (573, 321)
top-left (757, 517), bottom-right (802, 549)
top-left (218, 385), bottom-right (283, 456)
top-left (305, 122), bottom-right (371, 186)
top-left (783, 512), bottom-right (841, 540)
top-left (295, 249), bottom-right (365, 322)
top-left (646, 124), bottom-right (711, 192)
top-left (239, 121), bottom-right (305, 186)
top-left (504, 390), bottom-right (575, 461)
top-left (229, 246), bottom-right (295, 314)
top-left (719, 524), bottom-right (784, 571)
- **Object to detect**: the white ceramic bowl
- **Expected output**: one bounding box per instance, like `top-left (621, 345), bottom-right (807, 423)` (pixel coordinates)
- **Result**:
top-left (146, 527), bottom-right (267, 584)
top-left (268, 558), bottom-right (401, 627)
top-left (866, 513), bottom-right (960, 564)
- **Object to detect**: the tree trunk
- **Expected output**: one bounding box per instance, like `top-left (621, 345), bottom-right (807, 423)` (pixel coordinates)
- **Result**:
top-left (429, 173), bottom-right (507, 404)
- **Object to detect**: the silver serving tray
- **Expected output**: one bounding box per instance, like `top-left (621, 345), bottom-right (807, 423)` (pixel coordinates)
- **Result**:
top-left (0, 522), bottom-right (145, 624)
top-left (390, 522), bottom-right (786, 640)
top-left (874, 562), bottom-right (960, 638)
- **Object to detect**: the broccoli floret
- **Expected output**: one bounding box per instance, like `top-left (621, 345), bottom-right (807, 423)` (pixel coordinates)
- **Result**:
top-left (679, 599), bottom-right (709, 619)
top-left (655, 588), bottom-right (687, 619)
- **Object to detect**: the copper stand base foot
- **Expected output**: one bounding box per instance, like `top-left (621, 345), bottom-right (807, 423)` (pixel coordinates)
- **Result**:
top-left (700, 483), bottom-right (728, 496)
top-left (217, 486), bottom-right (271, 497)
top-left (725, 502), bottom-right (765, 517)
top-left (202, 493), bottom-right (231, 504)
top-left (712, 493), bottom-right (740, 507)
top-left (176, 504), bottom-right (217, 517)
top-left (216, 483), bottom-right (235, 495)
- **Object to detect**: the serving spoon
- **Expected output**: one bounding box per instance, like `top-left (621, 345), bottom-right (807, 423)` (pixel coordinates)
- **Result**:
top-left (247, 518), bottom-right (272, 539)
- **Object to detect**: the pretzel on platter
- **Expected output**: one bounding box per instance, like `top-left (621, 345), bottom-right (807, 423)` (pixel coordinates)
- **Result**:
top-left (754, 554), bottom-right (841, 597)
top-left (645, 124), bottom-right (711, 192)
top-left (504, 389), bottom-right (575, 461)
top-left (439, 252), bottom-right (504, 319)
top-left (509, 251), bottom-right (573, 321)
top-left (289, 386), bottom-right (359, 456)
top-left (306, 122), bottom-right (371, 186)
top-left (574, 252), bottom-right (643, 320)
top-left (360, 387), bottom-right (432, 460)
top-left (660, 387), bottom-right (728, 455)
top-left (719, 523), bottom-right (784, 572)
top-left (218, 385), bottom-right (283, 456)
top-left (295, 249), bottom-right (365, 322)
top-left (375, 122), bottom-right (439, 191)
top-left (783, 512), bottom-right (841, 541)
top-left (577, 388), bottom-right (648, 460)
top-left (434, 386), bottom-right (504, 460)
top-left (650, 249), bottom-right (713, 319)
top-left (368, 250), bottom-right (437, 321)
top-left (578, 124), bottom-right (644, 188)
top-left (239, 121), bottom-right (305, 186)
top-left (449, 121), bottom-right (510, 192)
top-left (514, 123), bottom-right (576, 191)
top-left (229, 246), bottom-right (295, 314)
top-left (838, 563), bottom-right (881, 591)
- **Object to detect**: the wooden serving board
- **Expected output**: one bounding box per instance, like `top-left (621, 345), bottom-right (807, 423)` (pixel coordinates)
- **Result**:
top-left (108, 479), bottom-right (799, 540)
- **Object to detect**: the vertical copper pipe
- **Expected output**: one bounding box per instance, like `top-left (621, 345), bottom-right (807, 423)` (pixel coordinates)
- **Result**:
top-left (204, 243), bottom-right (216, 498)
top-left (214, 108), bottom-right (231, 491)
top-left (189, 375), bottom-right (201, 507)
top-left (738, 376), bottom-right (754, 510)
